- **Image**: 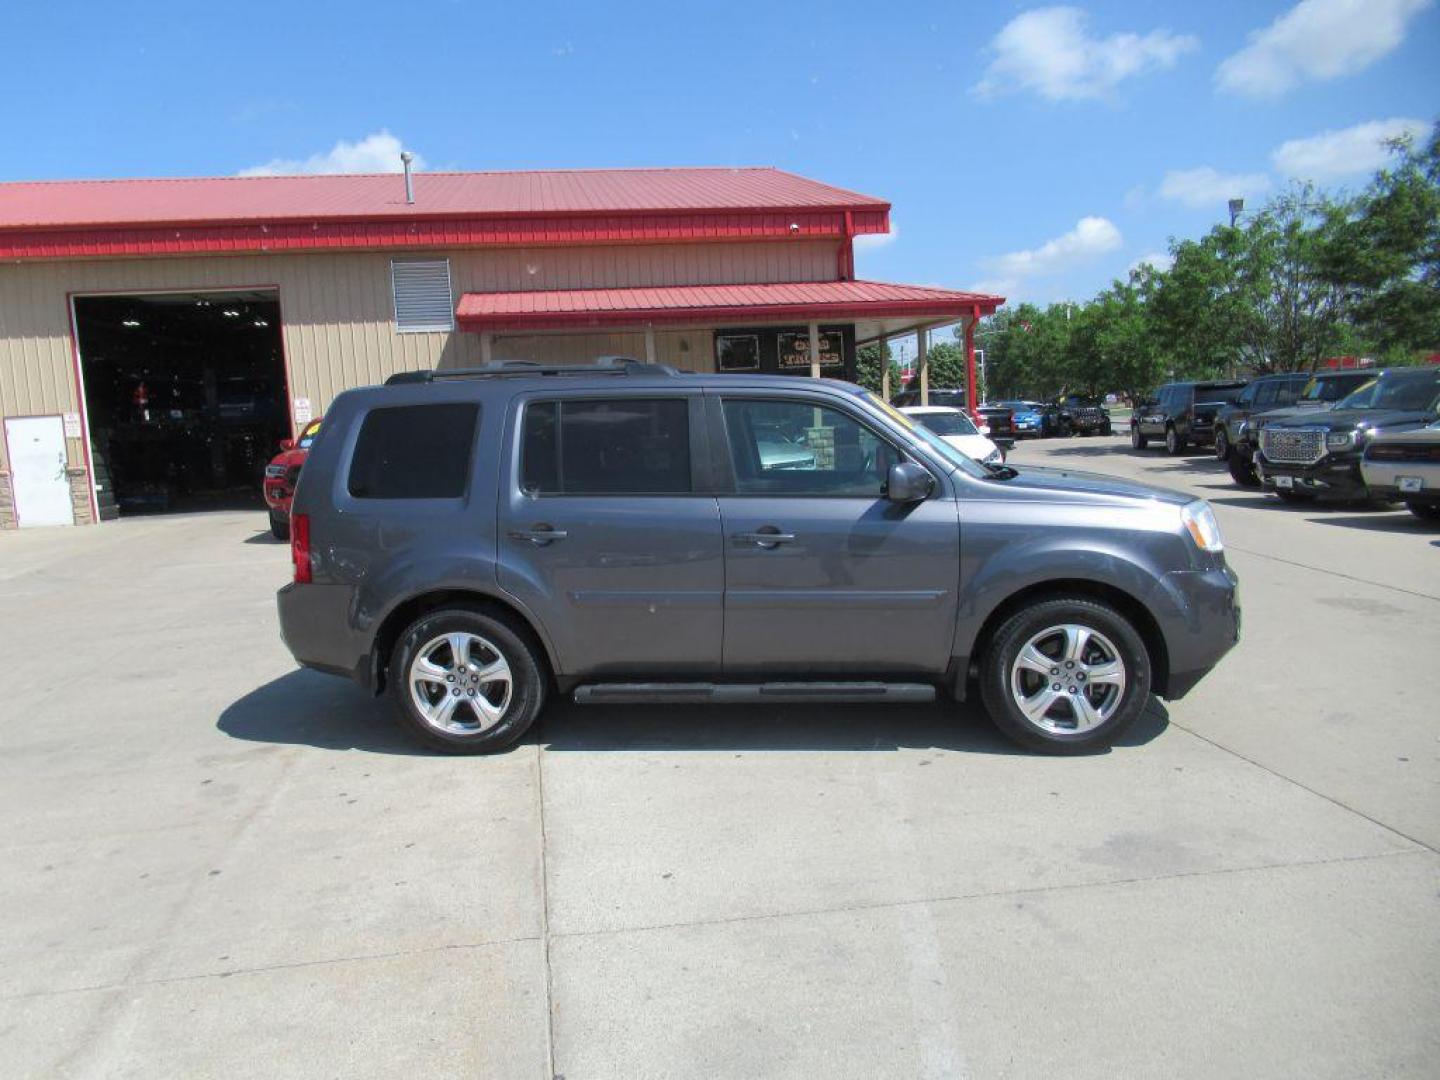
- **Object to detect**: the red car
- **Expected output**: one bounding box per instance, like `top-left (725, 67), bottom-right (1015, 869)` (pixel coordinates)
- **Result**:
top-left (263, 418), bottom-right (321, 539)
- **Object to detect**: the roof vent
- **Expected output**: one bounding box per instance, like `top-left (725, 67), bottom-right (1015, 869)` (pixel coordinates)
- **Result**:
top-left (400, 151), bottom-right (415, 205)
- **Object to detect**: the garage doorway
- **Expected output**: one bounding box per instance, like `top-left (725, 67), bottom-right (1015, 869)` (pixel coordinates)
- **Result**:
top-left (73, 290), bottom-right (289, 516)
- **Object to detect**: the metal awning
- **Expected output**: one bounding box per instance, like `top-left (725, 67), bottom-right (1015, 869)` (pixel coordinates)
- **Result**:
top-left (455, 279), bottom-right (1004, 334)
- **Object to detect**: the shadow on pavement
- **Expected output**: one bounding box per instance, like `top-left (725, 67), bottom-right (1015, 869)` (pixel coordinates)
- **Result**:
top-left (219, 668), bottom-right (429, 755)
top-left (219, 669), bottom-right (1171, 756)
top-left (538, 694), bottom-right (1170, 755)
top-left (1305, 512), bottom-right (1435, 535)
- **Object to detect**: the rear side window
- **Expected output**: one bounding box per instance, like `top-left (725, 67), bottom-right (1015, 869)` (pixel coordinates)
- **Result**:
top-left (348, 403), bottom-right (479, 499)
top-left (521, 398), bottom-right (691, 495)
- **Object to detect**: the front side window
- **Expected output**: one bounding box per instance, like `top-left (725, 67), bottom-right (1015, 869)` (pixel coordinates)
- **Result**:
top-left (1253, 382), bottom-right (1277, 407)
top-left (521, 398), bottom-right (691, 495)
top-left (348, 403), bottom-right (478, 499)
top-left (722, 398), bottom-right (899, 497)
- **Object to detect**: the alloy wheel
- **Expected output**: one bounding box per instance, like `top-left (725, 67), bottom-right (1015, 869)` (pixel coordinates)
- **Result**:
top-left (408, 632), bottom-right (513, 735)
top-left (1009, 624), bottom-right (1127, 735)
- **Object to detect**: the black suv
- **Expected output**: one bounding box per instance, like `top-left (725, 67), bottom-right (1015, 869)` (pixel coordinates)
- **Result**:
top-left (278, 360), bottom-right (1239, 756)
top-left (1131, 381), bottom-right (1249, 455)
top-left (1257, 367), bottom-right (1440, 502)
top-left (1055, 395), bottom-right (1112, 436)
top-left (1222, 369), bottom-right (1375, 486)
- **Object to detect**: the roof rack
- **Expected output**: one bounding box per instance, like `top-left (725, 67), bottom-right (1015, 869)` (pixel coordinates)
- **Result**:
top-left (384, 357), bottom-right (680, 385)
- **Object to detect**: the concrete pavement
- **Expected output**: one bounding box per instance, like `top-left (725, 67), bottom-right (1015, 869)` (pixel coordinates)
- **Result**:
top-left (1, 438), bottom-right (1436, 1078)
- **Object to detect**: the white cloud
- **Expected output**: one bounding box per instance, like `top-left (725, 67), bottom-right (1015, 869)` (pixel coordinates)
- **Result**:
top-left (1272, 117), bottom-right (1431, 180)
top-left (854, 220), bottom-right (899, 251)
top-left (1158, 167), bottom-right (1271, 209)
top-left (1216, 0), bottom-right (1432, 98)
top-left (981, 217), bottom-right (1123, 291)
top-left (974, 6), bottom-right (1198, 102)
top-left (1130, 251), bottom-right (1175, 274)
top-left (238, 130), bottom-right (424, 177)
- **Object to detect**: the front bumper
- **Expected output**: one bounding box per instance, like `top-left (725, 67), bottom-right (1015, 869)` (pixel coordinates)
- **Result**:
top-left (1360, 460), bottom-right (1439, 503)
top-left (263, 481), bottom-right (293, 515)
top-left (1159, 564), bottom-right (1241, 700)
top-left (1256, 453), bottom-right (1366, 499)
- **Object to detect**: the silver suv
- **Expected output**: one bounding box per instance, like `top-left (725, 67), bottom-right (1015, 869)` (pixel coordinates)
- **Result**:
top-left (278, 360), bottom-right (1239, 754)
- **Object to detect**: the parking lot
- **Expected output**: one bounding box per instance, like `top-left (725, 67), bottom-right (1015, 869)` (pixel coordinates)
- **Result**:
top-left (2, 434), bottom-right (1437, 1079)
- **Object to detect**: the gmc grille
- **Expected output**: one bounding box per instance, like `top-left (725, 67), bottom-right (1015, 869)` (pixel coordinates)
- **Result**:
top-left (1260, 427), bottom-right (1325, 465)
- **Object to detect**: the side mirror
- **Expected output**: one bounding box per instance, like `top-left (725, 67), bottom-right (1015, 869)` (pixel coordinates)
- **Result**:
top-left (279, 439), bottom-right (296, 452)
top-left (887, 461), bottom-right (934, 503)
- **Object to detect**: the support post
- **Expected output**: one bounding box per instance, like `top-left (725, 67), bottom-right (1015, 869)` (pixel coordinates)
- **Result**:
top-left (964, 306), bottom-right (979, 419)
top-left (879, 337), bottom-right (890, 401)
top-left (644, 326), bottom-right (657, 364)
top-left (479, 332), bottom-right (493, 365)
top-left (917, 328), bottom-right (929, 406)
top-left (808, 322), bottom-right (821, 379)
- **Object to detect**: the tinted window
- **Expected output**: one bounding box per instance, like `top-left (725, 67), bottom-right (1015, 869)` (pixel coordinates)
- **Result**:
top-left (521, 398), bottom-right (691, 495)
top-left (1237, 385), bottom-right (1257, 406)
top-left (1197, 386), bottom-right (1245, 405)
top-left (1274, 377), bottom-right (1306, 406)
top-left (912, 411), bottom-right (979, 436)
top-left (723, 398), bottom-right (899, 497)
top-left (1253, 382), bottom-right (1278, 407)
top-left (348, 403), bottom-right (478, 499)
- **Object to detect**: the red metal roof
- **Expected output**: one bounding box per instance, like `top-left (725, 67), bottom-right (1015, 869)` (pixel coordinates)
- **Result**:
top-left (0, 167), bottom-right (890, 260)
top-left (0, 167), bottom-right (886, 228)
top-left (455, 280), bottom-right (1004, 331)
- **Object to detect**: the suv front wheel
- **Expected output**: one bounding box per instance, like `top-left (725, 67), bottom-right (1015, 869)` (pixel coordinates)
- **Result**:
top-left (1165, 425), bottom-right (1186, 455)
top-left (389, 608), bottom-right (546, 754)
top-left (1130, 424), bottom-right (1148, 450)
top-left (978, 597), bottom-right (1152, 753)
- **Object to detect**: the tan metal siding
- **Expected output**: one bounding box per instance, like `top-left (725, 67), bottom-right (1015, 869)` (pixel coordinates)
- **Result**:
top-left (0, 239), bottom-right (837, 471)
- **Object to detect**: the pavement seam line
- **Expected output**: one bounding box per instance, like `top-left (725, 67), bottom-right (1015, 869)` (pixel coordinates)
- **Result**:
top-left (1227, 544), bottom-right (1440, 603)
top-left (536, 739), bottom-right (559, 1080)
top-left (1169, 720), bottom-right (1439, 854)
top-left (1, 932), bottom-right (546, 1003)
top-left (544, 847), bottom-right (1426, 943)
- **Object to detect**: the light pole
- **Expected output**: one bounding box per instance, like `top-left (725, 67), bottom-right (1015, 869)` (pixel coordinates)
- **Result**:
top-left (1228, 197), bottom-right (1245, 228)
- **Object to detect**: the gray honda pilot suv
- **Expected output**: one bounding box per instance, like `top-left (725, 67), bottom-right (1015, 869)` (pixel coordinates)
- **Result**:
top-left (278, 360), bottom-right (1239, 755)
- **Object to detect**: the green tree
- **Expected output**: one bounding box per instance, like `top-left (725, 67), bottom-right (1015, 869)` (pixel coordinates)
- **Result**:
top-left (855, 342), bottom-right (900, 396)
top-left (1318, 124), bottom-right (1440, 356)
top-left (1066, 281), bottom-right (1165, 403)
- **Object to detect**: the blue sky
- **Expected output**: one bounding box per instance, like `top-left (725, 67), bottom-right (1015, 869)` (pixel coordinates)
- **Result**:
top-left (3, 0), bottom-right (1437, 306)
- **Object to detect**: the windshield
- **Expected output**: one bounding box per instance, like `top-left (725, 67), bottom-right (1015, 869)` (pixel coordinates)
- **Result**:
top-left (297, 419), bottom-right (323, 449)
top-left (913, 411), bottom-right (979, 437)
top-left (864, 393), bottom-right (989, 478)
top-left (1303, 376), bottom-right (1364, 403)
top-left (1336, 373), bottom-right (1440, 412)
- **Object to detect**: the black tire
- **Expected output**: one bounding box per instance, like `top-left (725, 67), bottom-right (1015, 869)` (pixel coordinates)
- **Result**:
top-left (1130, 425), bottom-right (1148, 450)
top-left (1164, 425), bottom-right (1186, 456)
top-left (1405, 501), bottom-right (1440, 521)
top-left (269, 512), bottom-right (290, 541)
top-left (1101, 424), bottom-right (1113, 437)
top-left (978, 596), bottom-right (1152, 754)
top-left (1214, 428), bottom-right (1230, 461)
top-left (1227, 452), bottom-right (1259, 487)
top-left (388, 608), bottom-right (547, 754)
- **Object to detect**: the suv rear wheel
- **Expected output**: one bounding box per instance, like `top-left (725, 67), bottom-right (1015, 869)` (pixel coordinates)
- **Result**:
top-left (389, 608), bottom-right (546, 754)
top-left (979, 597), bottom-right (1152, 754)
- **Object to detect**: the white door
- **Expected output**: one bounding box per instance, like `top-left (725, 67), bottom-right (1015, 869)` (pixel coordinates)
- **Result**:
top-left (5, 416), bottom-right (74, 527)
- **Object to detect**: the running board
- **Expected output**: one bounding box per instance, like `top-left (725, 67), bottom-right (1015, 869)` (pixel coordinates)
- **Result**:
top-left (572, 682), bottom-right (936, 705)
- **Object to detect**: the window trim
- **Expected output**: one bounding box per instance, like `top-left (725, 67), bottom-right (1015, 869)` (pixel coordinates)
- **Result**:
top-left (516, 393), bottom-right (708, 499)
top-left (709, 392), bottom-right (927, 500)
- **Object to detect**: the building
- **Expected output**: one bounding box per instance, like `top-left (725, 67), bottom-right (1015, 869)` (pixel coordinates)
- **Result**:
top-left (0, 166), bottom-right (1002, 527)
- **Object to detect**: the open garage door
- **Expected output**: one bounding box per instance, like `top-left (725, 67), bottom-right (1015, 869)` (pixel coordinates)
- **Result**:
top-left (73, 290), bottom-right (289, 516)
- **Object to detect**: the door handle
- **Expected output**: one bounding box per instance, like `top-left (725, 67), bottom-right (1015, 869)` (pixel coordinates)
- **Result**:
top-left (510, 526), bottom-right (568, 546)
top-left (733, 530), bottom-right (796, 548)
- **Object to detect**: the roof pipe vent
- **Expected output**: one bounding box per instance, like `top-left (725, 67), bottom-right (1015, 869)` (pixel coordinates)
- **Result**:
top-left (400, 151), bottom-right (415, 205)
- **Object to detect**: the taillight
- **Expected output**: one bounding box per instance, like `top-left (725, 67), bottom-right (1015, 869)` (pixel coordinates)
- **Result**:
top-left (291, 513), bottom-right (312, 584)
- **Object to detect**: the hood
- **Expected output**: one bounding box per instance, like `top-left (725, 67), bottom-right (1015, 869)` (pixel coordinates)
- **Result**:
top-left (939, 433), bottom-right (999, 460)
top-left (1264, 407), bottom-right (1437, 433)
top-left (268, 446), bottom-right (310, 468)
top-left (984, 464), bottom-right (1192, 508)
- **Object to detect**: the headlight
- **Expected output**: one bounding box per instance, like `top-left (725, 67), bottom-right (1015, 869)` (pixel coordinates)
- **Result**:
top-left (1325, 431), bottom-right (1355, 450)
top-left (982, 448), bottom-right (1003, 464)
top-left (265, 464), bottom-right (287, 478)
top-left (1236, 420), bottom-right (1248, 435)
top-left (1180, 500), bottom-right (1224, 553)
